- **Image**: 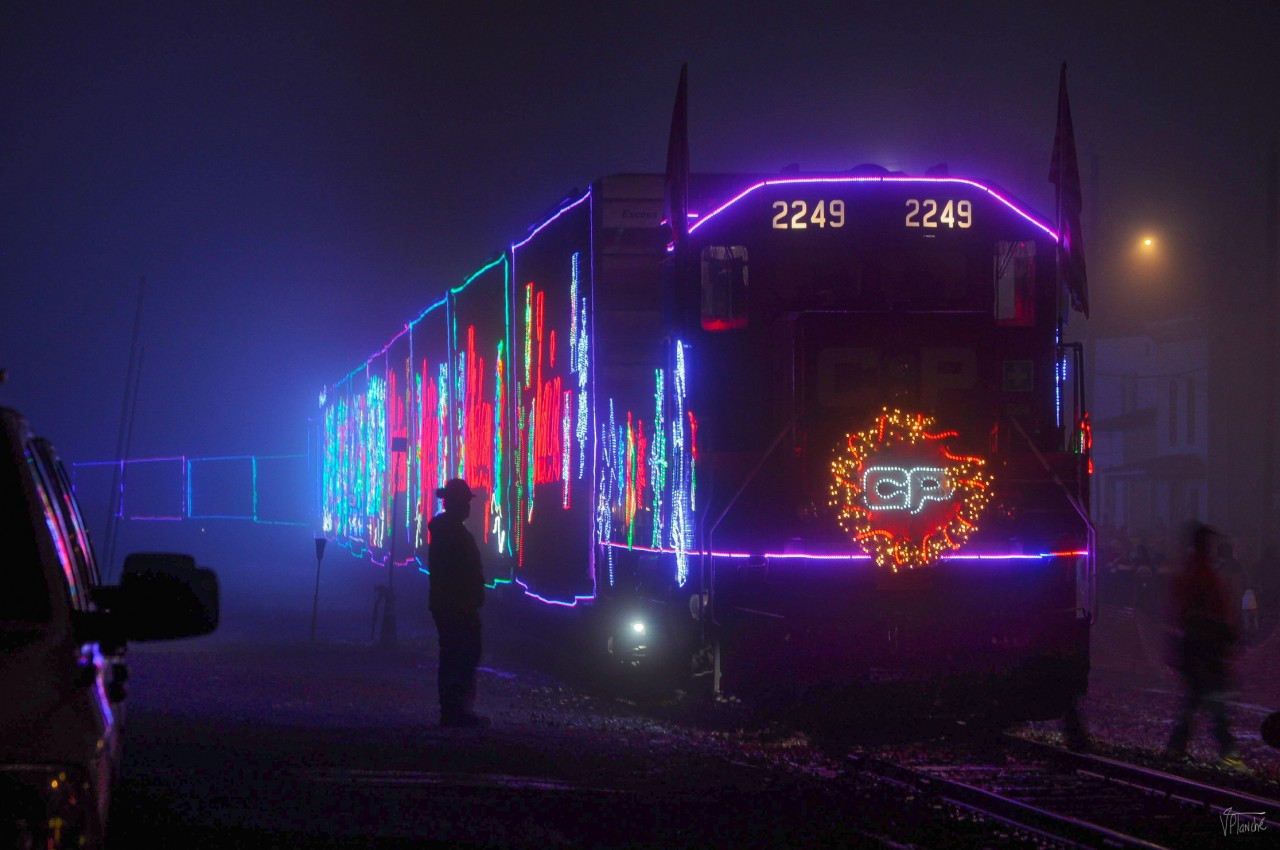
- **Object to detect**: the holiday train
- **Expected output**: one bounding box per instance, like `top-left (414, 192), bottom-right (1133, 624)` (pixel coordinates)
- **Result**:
top-left (318, 123), bottom-right (1093, 721)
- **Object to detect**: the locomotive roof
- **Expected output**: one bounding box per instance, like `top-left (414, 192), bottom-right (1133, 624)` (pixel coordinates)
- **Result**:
top-left (595, 171), bottom-right (1057, 242)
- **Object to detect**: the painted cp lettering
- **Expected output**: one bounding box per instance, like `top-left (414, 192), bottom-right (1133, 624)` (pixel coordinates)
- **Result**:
top-left (862, 466), bottom-right (954, 513)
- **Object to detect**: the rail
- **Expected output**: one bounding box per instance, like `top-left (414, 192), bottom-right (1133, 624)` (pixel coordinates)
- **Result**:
top-left (854, 733), bottom-right (1278, 848)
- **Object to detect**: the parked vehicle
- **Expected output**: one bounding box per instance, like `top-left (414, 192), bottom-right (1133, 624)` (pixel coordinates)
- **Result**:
top-left (0, 406), bottom-right (219, 849)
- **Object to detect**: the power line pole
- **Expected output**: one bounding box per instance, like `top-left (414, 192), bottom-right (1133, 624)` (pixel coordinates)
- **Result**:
top-left (105, 277), bottom-right (145, 582)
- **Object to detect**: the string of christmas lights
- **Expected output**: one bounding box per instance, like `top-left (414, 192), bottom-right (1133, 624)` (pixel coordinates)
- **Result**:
top-left (830, 408), bottom-right (991, 571)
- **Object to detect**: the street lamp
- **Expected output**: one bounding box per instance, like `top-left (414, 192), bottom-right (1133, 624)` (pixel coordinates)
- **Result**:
top-left (1133, 232), bottom-right (1162, 259)
top-left (1128, 231), bottom-right (1170, 303)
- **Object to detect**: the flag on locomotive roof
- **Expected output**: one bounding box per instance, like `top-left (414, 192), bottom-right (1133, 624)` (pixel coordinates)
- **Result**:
top-left (1049, 62), bottom-right (1089, 317)
top-left (664, 63), bottom-right (690, 250)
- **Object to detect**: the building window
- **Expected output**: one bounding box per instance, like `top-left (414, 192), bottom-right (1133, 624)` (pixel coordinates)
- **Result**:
top-left (1186, 377), bottom-right (1196, 444)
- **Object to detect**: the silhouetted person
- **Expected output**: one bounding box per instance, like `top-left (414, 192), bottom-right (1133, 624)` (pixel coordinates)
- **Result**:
top-left (425, 478), bottom-right (489, 728)
top-left (1166, 524), bottom-right (1240, 767)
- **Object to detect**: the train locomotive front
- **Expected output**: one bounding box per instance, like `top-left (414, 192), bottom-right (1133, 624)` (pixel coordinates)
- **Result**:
top-left (660, 174), bottom-right (1094, 720)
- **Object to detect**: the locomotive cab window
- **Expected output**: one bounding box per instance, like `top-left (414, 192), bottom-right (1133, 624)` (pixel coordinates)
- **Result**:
top-left (0, 442), bottom-right (52, 622)
top-left (995, 240), bottom-right (1037, 326)
top-left (701, 245), bottom-right (748, 331)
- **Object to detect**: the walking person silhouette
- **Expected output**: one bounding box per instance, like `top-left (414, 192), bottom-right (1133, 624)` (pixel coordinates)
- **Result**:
top-left (1165, 523), bottom-right (1242, 768)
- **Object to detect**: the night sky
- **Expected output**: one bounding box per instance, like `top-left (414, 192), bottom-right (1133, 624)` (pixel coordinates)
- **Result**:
top-left (3, 1), bottom-right (1278, 466)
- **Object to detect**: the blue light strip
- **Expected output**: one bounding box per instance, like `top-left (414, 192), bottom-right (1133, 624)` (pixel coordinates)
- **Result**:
top-left (73, 456), bottom-right (186, 521)
top-left (510, 577), bottom-right (597, 607)
top-left (75, 454), bottom-right (307, 526)
top-left (671, 340), bottom-right (692, 586)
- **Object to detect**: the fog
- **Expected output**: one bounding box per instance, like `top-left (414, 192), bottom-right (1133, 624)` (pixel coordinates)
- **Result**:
top-left (3, 1), bottom-right (1279, 600)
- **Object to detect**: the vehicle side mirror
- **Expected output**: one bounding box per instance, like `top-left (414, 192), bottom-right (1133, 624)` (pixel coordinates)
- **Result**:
top-left (89, 553), bottom-right (219, 643)
top-left (120, 552), bottom-right (219, 640)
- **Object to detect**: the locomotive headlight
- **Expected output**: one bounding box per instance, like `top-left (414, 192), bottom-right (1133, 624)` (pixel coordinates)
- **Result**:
top-left (618, 618), bottom-right (649, 654)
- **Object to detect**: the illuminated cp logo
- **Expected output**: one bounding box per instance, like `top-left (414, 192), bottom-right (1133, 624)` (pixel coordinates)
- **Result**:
top-left (862, 466), bottom-right (954, 514)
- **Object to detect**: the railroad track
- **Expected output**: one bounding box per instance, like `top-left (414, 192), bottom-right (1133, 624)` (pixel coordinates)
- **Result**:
top-left (854, 734), bottom-right (1277, 848)
top-left (489, 611), bottom-right (1276, 847)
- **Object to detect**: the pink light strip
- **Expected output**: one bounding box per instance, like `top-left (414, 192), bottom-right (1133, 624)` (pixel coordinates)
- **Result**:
top-left (488, 544), bottom-right (1090, 609)
top-left (511, 191), bottom-right (592, 252)
top-left (686, 176), bottom-right (1059, 242)
top-left (326, 295), bottom-right (449, 393)
top-left (603, 542), bottom-right (1087, 561)
top-left (332, 323), bottom-right (415, 391)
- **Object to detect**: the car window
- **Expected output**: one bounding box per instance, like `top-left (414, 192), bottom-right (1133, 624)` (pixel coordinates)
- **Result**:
top-left (27, 441), bottom-right (87, 612)
top-left (0, 437), bottom-right (53, 622)
top-left (34, 438), bottom-right (101, 593)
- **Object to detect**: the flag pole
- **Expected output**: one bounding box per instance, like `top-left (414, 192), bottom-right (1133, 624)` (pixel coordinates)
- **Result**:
top-left (1050, 62), bottom-right (1089, 319)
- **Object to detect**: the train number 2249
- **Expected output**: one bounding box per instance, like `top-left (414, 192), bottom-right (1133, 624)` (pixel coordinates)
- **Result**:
top-left (905, 198), bottom-right (973, 229)
top-left (771, 199), bottom-right (846, 229)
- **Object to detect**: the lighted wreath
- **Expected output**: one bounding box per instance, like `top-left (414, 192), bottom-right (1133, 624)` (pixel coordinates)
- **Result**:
top-left (830, 409), bottom-right (991, 571)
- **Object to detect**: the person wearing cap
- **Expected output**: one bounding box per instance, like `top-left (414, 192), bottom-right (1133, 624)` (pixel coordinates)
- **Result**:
top-left (425, 478), bottom-right (489, 728)
top-left (1165, 523), bottom-right (1241, 767)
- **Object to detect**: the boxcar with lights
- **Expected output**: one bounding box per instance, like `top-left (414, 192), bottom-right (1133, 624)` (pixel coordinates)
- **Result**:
top-left (316, 168), bottom-right (1094, 721)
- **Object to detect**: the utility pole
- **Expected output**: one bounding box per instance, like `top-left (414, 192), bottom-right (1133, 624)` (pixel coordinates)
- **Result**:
top-left (105, 277), bottom-right (145, 582)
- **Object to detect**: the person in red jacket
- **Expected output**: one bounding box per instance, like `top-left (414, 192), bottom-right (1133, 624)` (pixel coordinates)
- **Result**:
top-left (425, 479), bottom-right (489, 728)
top-left (1166, 523), bottom-right (1240, 766)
